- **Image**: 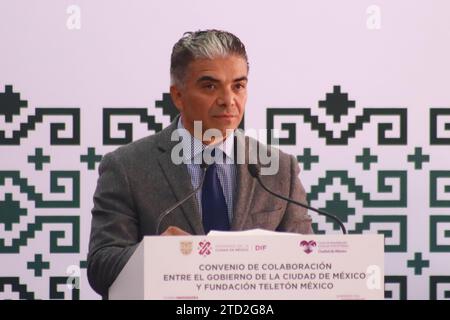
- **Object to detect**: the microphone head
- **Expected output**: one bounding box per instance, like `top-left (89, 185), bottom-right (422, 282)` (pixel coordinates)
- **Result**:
top-left (247, 163), bottom-right (261, 178)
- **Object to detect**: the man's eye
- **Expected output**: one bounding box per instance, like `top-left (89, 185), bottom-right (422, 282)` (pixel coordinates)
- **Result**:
top-left (203, 84), bottom-right (216, 90)
top-left (235, 83), bottom-right (246, 90)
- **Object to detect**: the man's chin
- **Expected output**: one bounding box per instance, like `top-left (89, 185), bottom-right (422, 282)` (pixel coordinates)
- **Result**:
top-left (202, 121), bottom-right (238, 141)
top-left (213, 116), bottom-right (240, 129)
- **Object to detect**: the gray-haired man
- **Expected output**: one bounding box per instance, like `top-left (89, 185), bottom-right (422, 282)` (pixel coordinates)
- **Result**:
top-left (87, 29), bottom-right (313, 297)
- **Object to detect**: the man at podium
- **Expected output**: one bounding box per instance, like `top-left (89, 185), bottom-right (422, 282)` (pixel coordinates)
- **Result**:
top-left (87, 29), bottom-right (313, 297)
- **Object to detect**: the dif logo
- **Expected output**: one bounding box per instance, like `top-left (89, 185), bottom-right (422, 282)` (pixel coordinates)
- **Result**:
top-left (255, 245), bottom-right (267, 251)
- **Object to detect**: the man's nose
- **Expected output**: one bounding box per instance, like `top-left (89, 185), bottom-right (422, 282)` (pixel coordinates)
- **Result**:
top-left (216, 88), bottom-right (235, 108)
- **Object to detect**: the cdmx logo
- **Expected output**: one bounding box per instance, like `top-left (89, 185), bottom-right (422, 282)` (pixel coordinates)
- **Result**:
top-left (198, 240), bottom-right (213, 257)
top-left (300, 240), bottom-right (317, 254)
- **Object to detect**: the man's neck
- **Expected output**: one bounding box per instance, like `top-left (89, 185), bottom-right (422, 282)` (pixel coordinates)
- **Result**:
top-left (180, 116), bottom-right (233, 146)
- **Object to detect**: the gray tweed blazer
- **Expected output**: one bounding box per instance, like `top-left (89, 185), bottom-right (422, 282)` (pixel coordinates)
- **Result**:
top-left (87, 116), bottom-right (313, 296)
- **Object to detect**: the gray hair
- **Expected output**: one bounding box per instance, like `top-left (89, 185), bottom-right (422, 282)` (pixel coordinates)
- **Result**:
top-left (170, 29), bottom-right (249, 87)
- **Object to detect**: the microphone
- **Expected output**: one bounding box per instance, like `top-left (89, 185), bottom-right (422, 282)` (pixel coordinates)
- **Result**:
top-left (155, 161), bottom-right (209, 235)
top-left (248, 163), bottom-right (347, 234)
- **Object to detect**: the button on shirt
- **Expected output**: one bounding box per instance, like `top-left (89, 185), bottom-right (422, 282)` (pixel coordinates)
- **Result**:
top-left (176, 118), bottom-right (237, 224)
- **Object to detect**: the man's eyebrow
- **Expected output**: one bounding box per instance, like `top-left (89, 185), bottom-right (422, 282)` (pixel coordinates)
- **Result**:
top-left (197, 76), bottom-right (220, 83)
top-left (196, 76), bottom-right (248, 83)
top-left (234, 76), bottom-right (248, 82)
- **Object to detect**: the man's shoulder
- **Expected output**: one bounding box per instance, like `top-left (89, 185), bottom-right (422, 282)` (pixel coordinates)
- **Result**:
top-left (242, 135), bottom-right (296, 176)
top-left (103, 126), bottom-right (170, 164)
top-left (244, 135), bottom-right (294, 161)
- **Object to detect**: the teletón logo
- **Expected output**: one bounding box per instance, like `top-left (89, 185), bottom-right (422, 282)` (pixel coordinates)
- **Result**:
top-left (300, 240), bottom-right (317, 254)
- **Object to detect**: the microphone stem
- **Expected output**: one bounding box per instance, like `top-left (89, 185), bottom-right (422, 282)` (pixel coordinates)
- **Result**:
top-left (256, 176), bottom-right (347, 234)
top-left (155, 166), bottom-right (208, 235)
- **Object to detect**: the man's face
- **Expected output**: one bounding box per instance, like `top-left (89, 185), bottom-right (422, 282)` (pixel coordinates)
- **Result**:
top-left (170, 55), bottom-right (248, 142)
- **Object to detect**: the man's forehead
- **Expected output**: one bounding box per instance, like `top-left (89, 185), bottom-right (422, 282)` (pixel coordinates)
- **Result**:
top-left (189, 56), bottom-right (247, 70)
top-left (187, 57), bottom-right (248, 81)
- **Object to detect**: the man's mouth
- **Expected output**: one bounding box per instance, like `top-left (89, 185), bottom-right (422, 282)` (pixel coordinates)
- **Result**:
top-left (213, 114), bottom-right (236, 118)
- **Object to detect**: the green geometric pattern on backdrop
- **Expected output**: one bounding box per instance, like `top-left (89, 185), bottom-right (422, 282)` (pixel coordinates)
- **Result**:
top-left (267, 85), bottom-right (450, 300)
top-left (1, 84), bottom-right (449, 299)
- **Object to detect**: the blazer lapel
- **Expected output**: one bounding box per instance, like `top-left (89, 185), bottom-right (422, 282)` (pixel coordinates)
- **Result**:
top-left (156, 118), bottom-right (205, 235)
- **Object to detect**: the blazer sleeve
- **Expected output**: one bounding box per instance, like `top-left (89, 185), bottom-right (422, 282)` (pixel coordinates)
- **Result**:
top-left (87, 152), bottom-right (140, 297)
top-left (277, 155), bottom-right (314, 234)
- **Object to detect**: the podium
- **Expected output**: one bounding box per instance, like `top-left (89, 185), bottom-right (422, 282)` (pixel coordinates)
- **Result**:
top-left (109, 231), bottom-right (384, 300)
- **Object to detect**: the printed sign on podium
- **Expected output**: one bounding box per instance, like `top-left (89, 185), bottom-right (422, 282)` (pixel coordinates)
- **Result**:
top-left (109, 231), bottom-right (384, 300)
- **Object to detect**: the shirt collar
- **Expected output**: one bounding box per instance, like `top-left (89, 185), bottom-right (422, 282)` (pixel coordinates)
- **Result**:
top-left (177, 116), bottom-right (235, 163)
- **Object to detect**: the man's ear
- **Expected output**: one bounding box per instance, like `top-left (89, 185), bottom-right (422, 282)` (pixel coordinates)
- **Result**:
top-left (170, 85), bottom-right (183, 112)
